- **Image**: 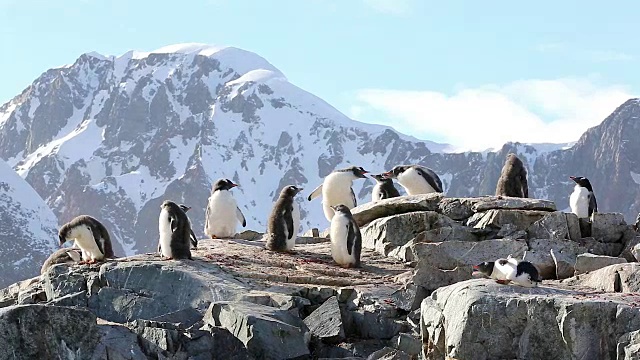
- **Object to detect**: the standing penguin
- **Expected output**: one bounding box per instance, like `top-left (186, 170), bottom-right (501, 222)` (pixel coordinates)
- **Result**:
top-left (329, 204), bottom-right (362, 268)
top-left (59, 215), bottom-right (114, 264)
top-left (265, 185), bottom-right (304, 252)
top-left (495, 153), bottom-right (528, 198)
top-left (307, 166), bottom-right (369, 221)
top-left (158, 200), bottom-right (192, 260)
top-left (204, 178), bottom-right (247, 238)
top-left (178, 204), bottom-right (198, 249)
top-left (383, 165), bottom-right (443, 195)
top-left (371, 174), bottom-right (401, 203)
top-left (569, 176), bottom-right (598, 219)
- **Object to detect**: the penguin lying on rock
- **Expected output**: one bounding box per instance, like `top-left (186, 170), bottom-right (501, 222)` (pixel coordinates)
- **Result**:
top-left (473, 256), bottom-right (541, 287)
top-left (383, 165), bottom-right (443, 195)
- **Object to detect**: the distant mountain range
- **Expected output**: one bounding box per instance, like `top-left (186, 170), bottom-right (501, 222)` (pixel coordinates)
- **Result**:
top-left (0, 43), bottom-right (639, 284)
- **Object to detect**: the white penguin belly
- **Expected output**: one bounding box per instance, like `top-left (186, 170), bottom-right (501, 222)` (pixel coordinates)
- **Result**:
top-left (322, 173), bottom-right (356, 221)
top-left (397, 168), bottom-right (436, 195)
top-left (493, 260), bottom-right (517, 281)
top-left (371, 183), bottom-right (383, 203)
top-left (569, 186), bottom-right (590, 218)
top-left (205, 191), bottom-right (240, 238)
top-left (69, 226), bottom-right (104, 261)
top-left (330, 214), bottom-right (356, 266)
top-left (158, 208), bottom-right (173, 258)
top-left (286, 202), bottom-right (301, 251)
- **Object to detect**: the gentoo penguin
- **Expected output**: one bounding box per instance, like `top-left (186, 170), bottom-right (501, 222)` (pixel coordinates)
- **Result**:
top-left (473, 258), bottom-right (541, 287)
top-left (58, 215), bottom-right (114, 264)
top-left (178, 204), bottom-right (198, 249)
top-left (495, 153), bottom-right (528, 198)
top-left (383, 165), bottom-right (443, 195)
top-left (329, 204), bottom-right (362, 268)
top-left (265, 185), bottom-right (304, 252)
top-left (569, 176), bottom-right (598, 219)
top-left (307, 166), bottom-right (369, 221)
top-left (40, 248), bottom-right (82, 275)
top-left (204, 178), bottom-right (247, 238)
top-left (158, 200), bottom-right (192, 260)
top-left (370, 173), bottom-right (401, 203)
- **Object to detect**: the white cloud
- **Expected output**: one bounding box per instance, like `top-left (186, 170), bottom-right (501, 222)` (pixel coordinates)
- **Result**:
top-left (351, 78), bottom-right (636, 151)
top-left (535, 43), bottom-right (634, 62)
top-left (361, 0), bottom-right (413, 15)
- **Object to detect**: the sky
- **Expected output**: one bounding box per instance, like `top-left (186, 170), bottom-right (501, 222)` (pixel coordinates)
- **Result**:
top-left (1, 0), bottom-right (639, 150)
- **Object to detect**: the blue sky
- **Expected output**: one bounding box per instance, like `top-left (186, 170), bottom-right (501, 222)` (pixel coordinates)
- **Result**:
top-left (1, 0), bottom-right (638, 149)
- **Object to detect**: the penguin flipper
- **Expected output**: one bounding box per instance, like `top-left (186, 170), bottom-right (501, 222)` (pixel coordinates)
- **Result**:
top-left (307, 184), bottom-right (323, 201)
top-left (190, 229), bottom-right (198, 248)
top-left (204, 205), bottom-right (210, 233)
top-left (589, 193), bottom-right (598, 216)
top-left (346, 222), bottom-right (355, 256)
top-left (284, 207), bottom-right (294, 240)
top-left (418, 167), bottom-right (443, 193)
top-left (236, 206), bottom-right (247, 227)
top-left (170, 216), bottom-right (178, 233)
top-left (88, 225), bottom-right (105, 257)
top-left (350, 187), bottom-right (357, 207)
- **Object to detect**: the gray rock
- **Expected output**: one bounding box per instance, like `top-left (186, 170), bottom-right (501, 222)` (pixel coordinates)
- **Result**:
top-left (411, 239), bottom-right (528, 291)
top-left (350, 194), bottom-right (443, 227)
top-left (391, 284), bottom-right (428, 312)
top-left (622, 235), bottom-right (640, 262)
top-left (303, 296), bottom-right (345, 344)
top-left (360, 211), bottom-right (453, 257)
top-left (574, 253), bottom-right (627, 275)
top-left (472, 209), bottom-right (548, 231)
top-left (366, 347), bottom-right (411, 360)
top-left (563, 263), bottom-right (640, 293)
top-left (551, 249), bottom-right (575, 280)
top-left (566, 213), bottom-right (582, 240)
top-left (618, 330), bottom-right (640, 360)
top-left (592, 213), bottom-right (629, 243)
top-left (470, 197), bottom-right (557, 212)
top-left (92, 324), bottom-right (148, 360)
top-left (43, 262), bottom-right (89, 301)
top-left (391, 332), bottom-right (422, 356)
top-left (526, 239), bottom-right (585, 280)
top-left (204, 301), bottom-right (310, 360)
top-left (421, 279), bottom-right (640, 360)
top-left (0, 304), bottom-right (100, 359)
top-left (496, 223), bottom-right (527, 239)
top-left (437, 197), bottom-right (476, 220)
top-left (0, 277), bottom-right (42, 308)
top-left (527, 211), bottom-right (570, 240)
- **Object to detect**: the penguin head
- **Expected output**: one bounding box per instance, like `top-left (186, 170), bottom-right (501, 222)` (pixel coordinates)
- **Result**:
top-left (472, 261), bottom-right (494, 277)
top-left (371, 173), bottom-right (391, 183)
top-left (281, 185), bottom-right (304, 198)
top-left (336, 166), bottom-right (368, 179)
top-left (330, 204), bottom-right (352, 214)
top-left (569, 176), bottom-right (594, 191)
top-left (58, 232), bottom-right (68, 247)
top-left (213, 178), bottom-right (239, 192)
top-left (161, 200), bottom-right (181, 212)
top-left (383, 165), bottom-right (410, 179)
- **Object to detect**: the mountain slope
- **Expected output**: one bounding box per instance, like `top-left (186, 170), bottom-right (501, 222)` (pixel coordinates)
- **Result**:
top-left (0, 43), bottom-right (638, 257)
top-left (0, 159), bottom-right (58, 288)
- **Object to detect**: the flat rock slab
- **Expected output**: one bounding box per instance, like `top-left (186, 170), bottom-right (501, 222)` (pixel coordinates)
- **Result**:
top-left (351, 193), bottom-right (443, 227)
top-left (574, 253), bottom-right (627, 275)
top-left (303, 295), bottom-right (345, 343)
top-left (421, 279), bottom-right (640, 360)
top-left (470, 196), bottom-right (557, 212)
top-left (562, 263), bottom-right (640, 293)
top-left (205, 300), bottom-right (310, 360)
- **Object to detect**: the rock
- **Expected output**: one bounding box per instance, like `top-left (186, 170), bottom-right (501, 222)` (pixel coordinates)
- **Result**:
top-left (496, 223), bottom-right (527, 239)
top-left (621, 235), bottom-right (640, 262)
top-left (551, 249), bottom-right (575, 280)
top-left (411, 239), bottom-right (528, 291)
top-left (472, 209), bottom-right (548, 231)
top-left (366, 347), bottom-right (412, 360)
top-left (563, 263), bottom-right (640, 293)
top-left (303, 296), bottom-right (345, 344)
top-left (437, 197), bottom-right (476, 220)
top-left (526, 239), bottom-right (585, 280)
top-left (92, 323), bottom-right (148, 360)
top-left (0, 304), bottom-right (100, 359)
top-left (350, 193), bottom-right (443, 227)
top-left (566, 213), bottom-right (582, 240)
top-left (391, 284), bottom-right (428, 312)
top-left (391, 332), bottom-right (422, 356)
top-left (574, 253), bottom-right (627, 275)
top-left (204, 301), bottom-right (310, 360)
top-left (527, 211), bottom-right (570, 240)
top-left (618, 330), bottom-right (640, 360)
top-left (576, 237), bottom-right (625, 257)
top-left (127, 320), bottom-right (182, 355)
top-left (235, 229), bottom-right (265, 241)
top-left (43, 263), bottom-right (89, 301)
top-left (470, 197), bottom-right (557, 212)
top-left (40, 248), bottom-right (82, 275)
top-left (360, 211), bottom-right (453, 257)
top-left (421, 279), bottom-right (640, 360)
top-left (592, 213), bottom-right (628, 243)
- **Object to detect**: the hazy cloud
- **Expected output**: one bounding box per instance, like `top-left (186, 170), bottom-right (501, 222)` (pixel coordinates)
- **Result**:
top-left (361, 0), bottom-right (414, 15)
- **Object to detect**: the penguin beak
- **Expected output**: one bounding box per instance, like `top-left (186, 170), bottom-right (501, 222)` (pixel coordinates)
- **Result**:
top-left (297, 187), bottom-right (304, 193)
top-left (472, 265), bottom-right (479, 270)
top-left (382, 171), bottom-right (392, 178)
top-left (231, 183), bottom-right (239, 188)
top-left (569, 176), bottom-right (576, 180)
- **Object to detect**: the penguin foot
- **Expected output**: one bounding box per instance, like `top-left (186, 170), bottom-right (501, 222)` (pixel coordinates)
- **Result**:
top-left (164, 257), bottom-right (174, 261)
top-left (210, 235), bottom-right (219, 239)
top-left (495, 280), bottom-right (510, 285)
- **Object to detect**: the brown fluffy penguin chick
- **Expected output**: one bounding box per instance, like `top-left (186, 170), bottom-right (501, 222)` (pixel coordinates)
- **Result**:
top-left (265, 185), bottom-right (304, 252)
top-left (495, 153), bottom-right (529, 198)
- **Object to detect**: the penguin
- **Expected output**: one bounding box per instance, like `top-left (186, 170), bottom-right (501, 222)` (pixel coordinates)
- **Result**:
top-left (370, 173), bottom-right (401, 203)
top-left (329, 204), bottom-right (362, 268)
top-left (383, 165), bottom-right (443, 195)
top-left (40, 248), bottom-right (82, 275)
top-left (473, 258), bottom-right (541, 287)
top-left (178, 204), bottom-right (198, 249)
top-left (158, 200), bottom-right (192, 260)
top-left (265, 185), bottom-right (304, 252)
top-left (495, 153), bottom-right (528, 198)
top-left (569, 176), bottom-right (597, 219)
top-left (204, 178), bottom-right (246, 238)
top-left (58, 215), bottom-right (114, 264)
top-left (307, 166), bottom-right (369, 221)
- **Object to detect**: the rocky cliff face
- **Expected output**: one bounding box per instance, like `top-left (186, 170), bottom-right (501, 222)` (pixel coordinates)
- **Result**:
top-left (0, 159), bottom-right (58, 288)
top-left (1, 43), bottom-right (639, 259)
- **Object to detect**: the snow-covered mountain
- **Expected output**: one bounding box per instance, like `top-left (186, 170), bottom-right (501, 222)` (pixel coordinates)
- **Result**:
top-left (0, 159), bottom-right (58, 288)
top-left (0, 43), bottom-right (639, 259)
